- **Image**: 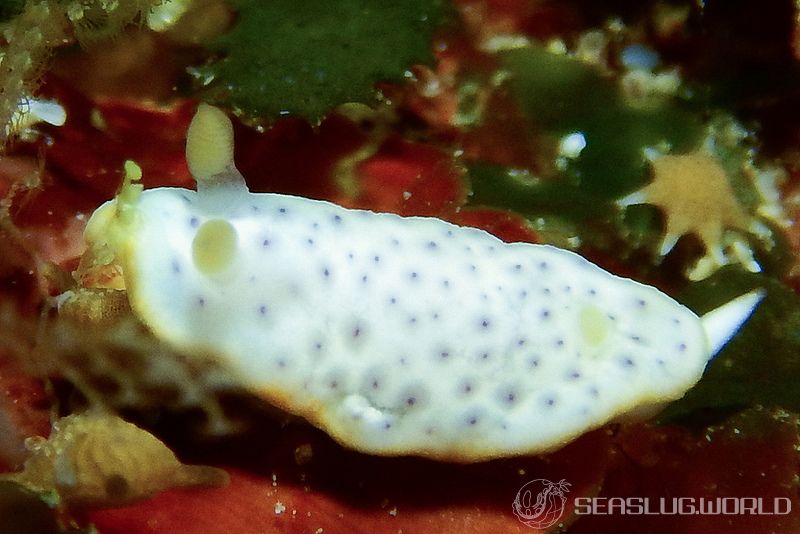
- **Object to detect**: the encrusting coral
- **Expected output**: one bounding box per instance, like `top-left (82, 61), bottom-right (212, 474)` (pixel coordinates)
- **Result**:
top-left (2, 412), bottom-right (228, 508)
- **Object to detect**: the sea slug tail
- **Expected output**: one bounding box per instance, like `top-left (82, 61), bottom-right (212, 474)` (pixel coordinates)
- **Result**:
top-left (701, 289), bottom-right (764, 357)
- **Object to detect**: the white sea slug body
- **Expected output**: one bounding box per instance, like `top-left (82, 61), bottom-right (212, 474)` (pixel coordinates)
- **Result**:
top-left (81, 105), bottom-right (762, 462)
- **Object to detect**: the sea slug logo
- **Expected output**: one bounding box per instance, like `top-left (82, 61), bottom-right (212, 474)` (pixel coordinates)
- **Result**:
top-left (512, 478), bottom-right (572, 529)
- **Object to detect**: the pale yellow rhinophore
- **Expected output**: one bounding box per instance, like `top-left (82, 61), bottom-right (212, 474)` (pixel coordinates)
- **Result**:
top-left (186, 103), bottom-right (235, 181)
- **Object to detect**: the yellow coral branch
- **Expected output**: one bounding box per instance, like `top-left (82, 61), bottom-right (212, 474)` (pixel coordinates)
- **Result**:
top-left (0, 1), bottom-right (64, 144)
top-left (0, 0), bottom-right (161, 146)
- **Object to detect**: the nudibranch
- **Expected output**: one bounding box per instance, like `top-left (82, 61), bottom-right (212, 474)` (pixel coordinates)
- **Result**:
top-left (78, 104), bottom-right (762, 462)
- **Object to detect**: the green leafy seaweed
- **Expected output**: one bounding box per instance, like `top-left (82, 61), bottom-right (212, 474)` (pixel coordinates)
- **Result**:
top-left (195, 0), bottom-right (447, 121)
top-left (467, 162), bottom-right (614, 222)
top-left (499, 45), bottom-right (704, 198)
top-left (661, 267), bottom-right (800, 422)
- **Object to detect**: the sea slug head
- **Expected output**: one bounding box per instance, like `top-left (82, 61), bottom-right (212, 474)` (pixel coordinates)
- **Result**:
top-left (77, 104), bottom-right (249, 288)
